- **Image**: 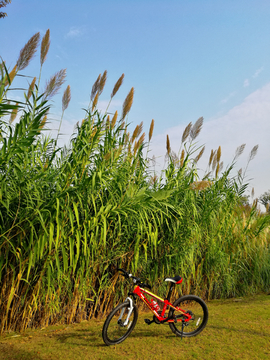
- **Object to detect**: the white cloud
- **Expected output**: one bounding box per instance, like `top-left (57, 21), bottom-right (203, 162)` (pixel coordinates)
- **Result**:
top-left (243, 79), bottom-right (250, 87)
top-left (150, 82), bottom-right (270, 197)
top-left (220, 91), bottom-right (237, 104)
top-left (66, 26), bottom-right (85, 39)
top-left (252, 66), bottom-right (264, 78)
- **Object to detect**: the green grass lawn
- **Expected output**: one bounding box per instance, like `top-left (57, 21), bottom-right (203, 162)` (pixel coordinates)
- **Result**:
top-left (0, 294), bottom-right (269, 360)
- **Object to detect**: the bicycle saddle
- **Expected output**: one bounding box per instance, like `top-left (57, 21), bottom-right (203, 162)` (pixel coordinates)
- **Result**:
top-left (164, 275), bottom-right (183, 284)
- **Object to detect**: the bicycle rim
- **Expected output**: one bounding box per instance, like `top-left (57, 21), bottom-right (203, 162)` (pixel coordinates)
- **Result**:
top-left (102, 301), bottom-right (138, 345)
top-left (169, 295), bottom-right (208, 337)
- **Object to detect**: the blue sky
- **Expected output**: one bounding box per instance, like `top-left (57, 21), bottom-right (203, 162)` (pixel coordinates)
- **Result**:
top-left (1, 0), bottom-right (270, 202)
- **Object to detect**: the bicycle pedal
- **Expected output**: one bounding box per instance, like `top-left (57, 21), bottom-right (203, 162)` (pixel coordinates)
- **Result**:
top-left (144, 319), bottom-right (152, 325)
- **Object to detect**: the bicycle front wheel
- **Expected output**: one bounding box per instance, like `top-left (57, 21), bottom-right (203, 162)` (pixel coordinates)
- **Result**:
top-left (169, 295), bottom-right (208, 337)
top-left (102, 301), bottom-right (138, 346)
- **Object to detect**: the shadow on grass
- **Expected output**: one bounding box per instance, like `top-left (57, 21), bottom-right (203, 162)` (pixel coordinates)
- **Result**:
top-left (0, 343), bottom-right (44, 360)
top-left (208, 324), bottom-right (270, 337)
top-left (54, 326), bottom-right (175, 347)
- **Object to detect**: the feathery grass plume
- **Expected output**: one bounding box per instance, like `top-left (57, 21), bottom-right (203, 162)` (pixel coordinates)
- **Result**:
top-left (208, 149), bottom-right (214, 167)
top-left (91, 74), bottom-right (101, 101)
top-left (4, 65), bottom-right (16, 86)
top-left (150, 175), bottom-right (158, 186)
top-left (166, 134), bottom-right (171, 154)
top-left (235, 144), bottom-right (246, 160)
top-left (219, 161), bottom-right (223, 173)
top-left (122, 87), bottom-right (134, 119)
top-left (137, 132), bottom-right (145, 147)
top-left (212, 152), bottom-right (217, 171)
top-left (182, 122), bottom-right (192, 143)
top-left (98, 70), bottom-right (107, 95)
top-left (27, 76), bottom-right (36, 99)
top-left (111, 73), bottom-right (124, 98)
top-left (251, 187), bottom-right (255, 198)
top-left (9, 103), bottom-right (18, 124)
top-left (134, 133), bottom-right (145, 154)
top-left (106, 115), bottom-right (110, 128)
top-left (44, 69), bottom-right (66, 99)
top-left (171, 151), bottom-right (179, 167)
top-left (194, 146), bottom-right (205, 163)
top-left (131, 122), bottom-right (143, 143)
top-left (92, 92), bottom-right (99, 111)
top-left (249, 144), bottom-right (258, 161)
top-left (215, 162), bottom-right (220, 178)
top-left (190, 180), bottom-right (212, 191)
top-left (253, 198), bottom-right (258, 208)
top-left (39, 115), bottom-right (47, 129)
top-left (180, 149), bottom-right (185, 167)
top-left (238, 168), bottom-right (242, 176)
top-left (62, 85), bottom-right (71, 112)
top-left (16, 32), bottom-right (40, 71)
top-left (40, 29), bottom-right (50, 66)
top-left (148, 119), bottom-right (154, 142)
top-left (217, 146), bottom-right (221, 163)
top-left (190, 116), bottom-right (203, 140)
top-left (104, 151), bottom-right (111, 161)
top-left (111, 110), bottom-right (118, 128)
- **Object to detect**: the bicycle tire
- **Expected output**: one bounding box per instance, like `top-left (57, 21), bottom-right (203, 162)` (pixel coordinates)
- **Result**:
top-left (102, 301), bottom-right (138, 346)
top-left (169, 295), bottom-right (208, 337)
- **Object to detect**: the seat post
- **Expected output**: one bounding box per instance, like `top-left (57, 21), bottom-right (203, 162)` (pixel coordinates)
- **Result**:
top-left (166, 282), bottom-right (175, 302)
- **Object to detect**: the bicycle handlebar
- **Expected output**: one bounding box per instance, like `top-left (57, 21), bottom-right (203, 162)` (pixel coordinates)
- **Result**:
top-left (117, 268), bottom-right (151, 290)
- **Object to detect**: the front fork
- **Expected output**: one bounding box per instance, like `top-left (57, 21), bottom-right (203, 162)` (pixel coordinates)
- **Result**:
top-left (118, 297), bottom-right (134, 326)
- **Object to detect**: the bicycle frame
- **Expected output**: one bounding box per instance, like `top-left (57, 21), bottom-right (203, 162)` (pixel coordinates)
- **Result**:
top-left (133, 285), bottom-right (192, 323)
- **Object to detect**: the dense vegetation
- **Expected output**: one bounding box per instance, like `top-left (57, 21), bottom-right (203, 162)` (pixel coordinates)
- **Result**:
top-left (0, 31), bottom-right (269, 333)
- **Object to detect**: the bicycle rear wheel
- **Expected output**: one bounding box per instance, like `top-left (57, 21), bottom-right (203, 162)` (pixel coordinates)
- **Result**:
top-left (102, 301), bottom-right (138, 346)
top-left (169, 295), bottom-right (208, 337)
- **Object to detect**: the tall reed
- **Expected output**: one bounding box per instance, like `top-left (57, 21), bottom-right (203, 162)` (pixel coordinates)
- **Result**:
top-left (0, 32), bottom-right (269, 333)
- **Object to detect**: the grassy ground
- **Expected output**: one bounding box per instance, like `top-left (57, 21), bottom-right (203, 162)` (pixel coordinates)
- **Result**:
top-left (0, 294), bottom-right (269, 360)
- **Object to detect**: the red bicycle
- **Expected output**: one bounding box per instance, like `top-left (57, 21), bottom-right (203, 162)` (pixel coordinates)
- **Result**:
top-left (102, 268), bottom-right (208, 345)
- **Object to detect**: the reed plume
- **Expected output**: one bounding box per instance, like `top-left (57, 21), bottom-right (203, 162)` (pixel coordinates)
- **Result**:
top-left (91, 74), bottom-right (101, 101)
top-left (39, 115), bottom-right (47, 129)
top-left (212, 152), bottom-right (217, 171)
top-left (190, 117), bottom-right (203, 140)
top-left (122, 87), bottom-right (134, 119)
top-left (111, 73), bottom-right (124, 98)
top-left (131, 122), bottom-right (143, 143)
top-left (40, 29), bottom-right (50, 66)
top-left (111, 111), bottom-right (118, 128)
top-left (180, 149), bottom-right (185, 167)
top-left (4, 65), bottom-right (16, 86)
top-left (166, 134), bottom-right (171, 154)
top-left (98, 70), bottom-right (107, 95)
top-left (92, 93), bottom-right (99, 111)
top-left (27, 77), bottom-right (36, 99)
top-left (182, 122), bottom-right (192, 143)
top-left (62, 85), bottom-right (71, 112)
top-left (16, 32), bottom-right (40, 71)
top-left (148, 119), bottom-right (154, 142)
top-left (215, 162), bottom-right (220, 178)
top-left (249, 145), bottom-right (258, 161)
top-left (194, 146), bottom-right (205, 163)
top-left (44, 69), bottom-right (66, 99)
top-left (9, 103), bottom-right (18, 124)
top-left (235, 144), bottom-right (246, 159)
top-left (209, 149), bottom-right (214, 167)
top-left (190, 180), bottom-right (212, 191)
top-left (217, 146), bottom-right (221, 163)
